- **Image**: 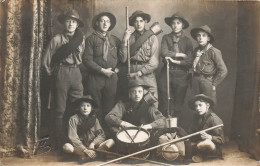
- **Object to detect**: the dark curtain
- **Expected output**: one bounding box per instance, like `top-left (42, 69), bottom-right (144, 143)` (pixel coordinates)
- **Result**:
top-left (0, 0), bottom-right (49, 158)
top-left (231, 2), bottom-right (260, 160)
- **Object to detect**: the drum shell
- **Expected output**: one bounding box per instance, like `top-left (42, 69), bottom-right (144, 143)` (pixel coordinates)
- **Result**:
top-left (116, 127), bottom-right (150, 158)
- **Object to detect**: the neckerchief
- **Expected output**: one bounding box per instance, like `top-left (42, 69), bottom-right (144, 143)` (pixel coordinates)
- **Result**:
top-left (94, 30), bottom-right (110, 61)
top-left (50, 28), bottom-right (84, 68)
top-left (77, 114), bottom-right (97, 136)
top-left (193, 43), bottom-right (212, 72)
top-left (172, 31), bottom-right (183, 53)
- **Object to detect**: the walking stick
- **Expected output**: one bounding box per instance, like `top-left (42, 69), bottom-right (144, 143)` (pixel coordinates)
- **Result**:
top-left (126, 6), bottom-right (130, 74)
top-left (98, 124), bottom-right (224, 166)
top-left (166, 59), bottom-right (177, 128)
top-left (92, 148), bottom-right (175, 166)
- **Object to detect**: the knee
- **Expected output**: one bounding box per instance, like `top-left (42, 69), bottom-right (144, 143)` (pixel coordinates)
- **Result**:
top-left (63, 143), bottom-right (74, 153)
top-left (197, 139), bottom-right (216, 152)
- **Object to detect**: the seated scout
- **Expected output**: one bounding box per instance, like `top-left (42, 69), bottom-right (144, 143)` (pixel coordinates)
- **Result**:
top-left (188, 94), bottom-right (224, 163)
top-left (63, 96), bottom-right (114, 162)
top-left (105, 80), bottom-right (165, 135)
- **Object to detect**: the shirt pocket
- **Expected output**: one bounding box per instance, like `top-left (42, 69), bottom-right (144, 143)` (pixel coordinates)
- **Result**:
top-left (109, 45), bottom-right (118, 60)
top-left (93, 42), bottom-right (103, 58)
top-left (200, 60), bottom-right (216, 75)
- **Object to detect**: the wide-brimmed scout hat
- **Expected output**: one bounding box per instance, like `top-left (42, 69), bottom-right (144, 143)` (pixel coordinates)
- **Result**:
top-left (92, 12), bottom-right (116, 31)
top-left (190, 25), bottom-right (214, 43)
top-left (58, 9), bottom-right (84, 27)
top-left (73, 95), bottom-right (98, 108)
top-left (164, 12), bottom-right (189, 29)
top-left (129, 10), bottom-right (151, 26)
top-left (188, 94), bottom-right (215, 110)
top-left (128, 79), bottom-right (150, 90)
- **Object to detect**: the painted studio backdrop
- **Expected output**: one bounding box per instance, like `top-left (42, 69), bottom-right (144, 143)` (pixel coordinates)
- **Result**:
top-left (0, 0), bottom-right (259, 159)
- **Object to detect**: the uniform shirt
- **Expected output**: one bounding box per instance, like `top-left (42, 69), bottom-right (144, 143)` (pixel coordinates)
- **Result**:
top-left (105, 100), bottom-right (165, 129)
top-left (193, 45), bottom-right (228, 86)
top-left (161, 32), bottom-right (193, 70)
top-left (42, 32), bottom-right (85, 76)
top-left (83, 32), bottom-right (127, 73)
top-left (68, 114), bottom-right (106, 152)
top-left (190, 109), bottom-right (224, 145)
top-left (121, 30), bottom-right (159, 75)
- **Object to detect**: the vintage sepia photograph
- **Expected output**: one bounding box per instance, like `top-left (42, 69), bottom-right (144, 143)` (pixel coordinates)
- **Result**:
top-left (0, 0), bottom-right (259, 165)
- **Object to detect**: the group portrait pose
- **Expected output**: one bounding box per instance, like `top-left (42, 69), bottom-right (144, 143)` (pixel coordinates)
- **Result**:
top-left (42, 7), bottom-right (227, 164)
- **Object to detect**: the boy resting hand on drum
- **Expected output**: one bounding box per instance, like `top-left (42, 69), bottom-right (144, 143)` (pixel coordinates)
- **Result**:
top-left (105, 79), bottom-right (165, 136)
top-left (63, 95), bottom-right (115, 163)
top-left (188, 94), bottom-right (224, 163)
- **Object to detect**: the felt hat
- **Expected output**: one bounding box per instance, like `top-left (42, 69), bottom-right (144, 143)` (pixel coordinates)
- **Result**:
top-left (92, 12), bottom-right (116, 31)
top-left (129, 10), bottom-right (151, 26)
top-left (58, 9), bottom-right (84, 27)
top-left (128, 79), bottom-right (150, 90)
top-left (190, 25), bottom-right (214, 43)
top-left (188, 94), bottom-right (215, 110)
top-left (73, 95), bottom-right (98, 108)
top-left (164, 12), bottom-right (189, 29)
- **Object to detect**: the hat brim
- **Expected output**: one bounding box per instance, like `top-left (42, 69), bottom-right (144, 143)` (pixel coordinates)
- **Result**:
top-left (190, 28), bottom-right (214, 43)
top-left (164, 16), bottom-right (189, 29)
top-left (74, 97), bottom-right (98, 109)
top-left (129, 13), bottom-right (151, 26)
top-left (58, 15), bottom-right (84, 27)
top-left (92, 12), bottom-right (116, 31)
top-left (188, 94), bottom-right (215, 110)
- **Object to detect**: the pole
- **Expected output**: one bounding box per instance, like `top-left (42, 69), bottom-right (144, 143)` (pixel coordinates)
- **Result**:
top-left (126, 6), bottom-right (130, 74)
top-left (166, 59), bottom-right (170, 117)
top-left (93, 148), bottom-right (175, 166)
top-left (98, 124), bottom-right (224, 166)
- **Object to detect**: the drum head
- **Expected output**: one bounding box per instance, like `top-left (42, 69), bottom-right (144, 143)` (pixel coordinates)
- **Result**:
top-left (162, 144), bottom-right (179, 161)
top-left (117, 127), bottom-right (149, 144)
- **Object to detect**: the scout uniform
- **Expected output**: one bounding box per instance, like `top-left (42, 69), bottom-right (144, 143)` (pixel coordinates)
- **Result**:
top-left (42, 9), bottom-right (85, 150)
top-left (191, 25), bottom-right (228, 103)
top-left (83, 12), bottom-right (127, 122)
top-left (63, 96), bottom-right (114, 161)
top-left (120, 11), bottom-right (160, 107)
top-left (158, 12), bottom-right (193, 117)
top-left (188, 94), bottom-right (224, 162)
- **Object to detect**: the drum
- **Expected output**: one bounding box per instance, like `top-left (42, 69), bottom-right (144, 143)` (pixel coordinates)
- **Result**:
top-left (116, 127), bottom-right (150, 159)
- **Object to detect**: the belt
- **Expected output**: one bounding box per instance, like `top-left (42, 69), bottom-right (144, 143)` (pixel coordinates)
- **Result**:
top-left (60, 63), bottom-right (79, 68)
top-left (194, 72), bottom-right (212, 79)
top-left (168, 65), bottom-right (186, 71)
top-left (130, 60), bottom-right (146, 65)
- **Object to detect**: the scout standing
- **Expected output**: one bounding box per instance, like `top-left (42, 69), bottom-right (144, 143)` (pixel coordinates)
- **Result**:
top-left (63, 96), bottom-right (114, 163)
top-left (158, 12), bottom-right (193, 118)
top-left (121, 10), bottom-right (160, 107)
top-left (191, 25), bottom-right (228, 103)
top-left (188, 94), bottom-right (224, 162)
top-left (42, 9), bottom-right (85, 151)
top-left (83, 12), bottom-right (127, 125)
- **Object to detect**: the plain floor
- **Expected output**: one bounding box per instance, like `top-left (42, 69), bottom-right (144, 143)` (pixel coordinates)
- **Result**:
top-left (0, 141), bottom-right (259, 166)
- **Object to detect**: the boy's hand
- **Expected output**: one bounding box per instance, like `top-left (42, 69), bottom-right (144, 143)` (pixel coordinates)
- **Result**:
top-left (212, 85), bottom-right (216, 91)
top-left (142, 124), bottom-right (152, 130)
top-left (127, 71), bottom-right (142, 79)
top-left (200, 131), bottom-right (212, 140)
top-left (120, 121), bottom-right (136, 128)
top-left (83, 149), bottom-right (97, 159)
top-left (123, 29), bottom-right (132, 45)
top-left (165, 57), bottom-right (179, 64)
top-left (176, 53), bottom-right (187, 58)
top-left (101, 68), bottom-right (115, 77)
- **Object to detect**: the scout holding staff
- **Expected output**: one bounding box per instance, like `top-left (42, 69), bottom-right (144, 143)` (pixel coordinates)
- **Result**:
top-left (158, 12), bottom-right (193, 118)
top-left (188, 94), bottom-right (224, 162)
top-left (83, 12), bottom-right (127, 130)
top-left (121, 10), bottom-right (161, 107)
top-left (42, 9), bottom-right (85, 152)
top-left (191, 25), bottom-right (228, 103)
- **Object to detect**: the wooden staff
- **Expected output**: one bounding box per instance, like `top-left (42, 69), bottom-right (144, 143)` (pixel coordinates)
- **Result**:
top-left (98, 124), bottom-right (224, 166)
top-left (92, 148), bottom-right (175, 166)
top-left (126, 6), bottom-right (130, 74)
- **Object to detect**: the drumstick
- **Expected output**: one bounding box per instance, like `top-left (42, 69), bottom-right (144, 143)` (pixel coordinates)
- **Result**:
top-left (132, 124), bottom-right (143, 142)
top-left (121, 126), bottom-right (135, 143)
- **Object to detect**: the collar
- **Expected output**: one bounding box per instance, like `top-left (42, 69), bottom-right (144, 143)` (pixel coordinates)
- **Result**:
top-left (171, 30), bottom-right (184, 38)
top-left (94, 30), bottom-right (110, 40)
top-left (199, 43), bottom-right (212, 52)
top-left (201, 109), bottom-right (213, 119)
top-left (133, 29), bottom-right (147, 40)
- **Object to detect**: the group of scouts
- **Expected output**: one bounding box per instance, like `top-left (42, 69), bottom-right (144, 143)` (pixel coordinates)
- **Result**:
top-left (42, 8), bottom-right (227, 164)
